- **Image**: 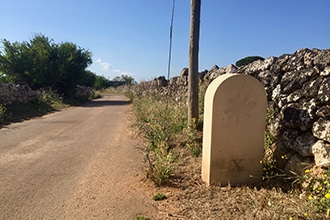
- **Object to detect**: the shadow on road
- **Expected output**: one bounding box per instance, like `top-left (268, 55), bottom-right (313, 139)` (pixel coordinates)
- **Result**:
top-left (82, 99), bottom-right (131, 108)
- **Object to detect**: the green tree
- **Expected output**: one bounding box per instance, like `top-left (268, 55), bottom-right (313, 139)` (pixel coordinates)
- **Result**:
top-left (94, 75), bottom-right (111, 90)
top-left (0, 71), bottom-right (14, 83)
top-left (0, 39), bottom-right (31, 82)
top-left (235, 56), bottom-right (265, 67)
top-left (0, 34), bottom-right (93, 96)
top-left (112, 74), bottom-right (137, 85)
top-left (26, 35), bottom-right (56, 88)
top-left (54, 42), bottom-right (92, 96)
top-left (81, 70), bottom-right (97, 88)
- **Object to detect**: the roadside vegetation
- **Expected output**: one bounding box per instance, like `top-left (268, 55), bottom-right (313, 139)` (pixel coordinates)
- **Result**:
top-left (126, 84), bottom-right (328, 219)
top-left (0, 88), bottom-right (101, 127)
top-left (132, 94), bottom-right (189, 186)
top-left (0, 34), bottom-right (111, 95)
top-left (235, 55), bottom-right (265, 67)
top-left (1, 34), bottom-right (328, 219)
top-left (0, 34), bottom-right (132, 127)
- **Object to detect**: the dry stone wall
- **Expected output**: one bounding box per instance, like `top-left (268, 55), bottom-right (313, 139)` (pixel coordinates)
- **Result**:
top-left (0, 83), bottom-right (94, 105)
top-left (129, 48), bottom-right (330, 174)
top-left (74, 85), bottom-right (94, 98)
top-left (129, 63), bottom-right (239, 105)
top-left (0, 83), bottom-right (37, 105)
top-left (236, 48), bottom-right (330, 175)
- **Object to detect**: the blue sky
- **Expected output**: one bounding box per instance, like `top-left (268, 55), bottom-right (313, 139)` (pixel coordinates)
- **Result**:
top-left (1, 0), bottom-right (329, 82)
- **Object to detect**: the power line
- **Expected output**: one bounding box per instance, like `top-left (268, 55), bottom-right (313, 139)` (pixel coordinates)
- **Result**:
top-left (167, 0), bottom-right (175, 80)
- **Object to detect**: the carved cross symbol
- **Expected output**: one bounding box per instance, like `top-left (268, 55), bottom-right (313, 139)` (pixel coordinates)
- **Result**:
top-left (231, 159), bottom-right (243, 172)
top-left (223, 93), bottom-right (256, 125)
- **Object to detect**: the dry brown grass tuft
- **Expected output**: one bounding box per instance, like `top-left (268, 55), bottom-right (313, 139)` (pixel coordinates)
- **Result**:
top-left (153, 147), bottom-right (327, 220)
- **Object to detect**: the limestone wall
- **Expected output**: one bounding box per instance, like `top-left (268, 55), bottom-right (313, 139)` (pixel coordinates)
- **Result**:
top-left (128, 63), bottom-right (239, 105)
top-left (129, 48), bottom-right (330, 174)
top-left (0, 83), bottom-right (93, 105)
top-left (238, 48), bottom-right (330, 174)
top-left (75, 85), bottom-right (94, 98)
top-left (0, 83), bottom-right (37, 105)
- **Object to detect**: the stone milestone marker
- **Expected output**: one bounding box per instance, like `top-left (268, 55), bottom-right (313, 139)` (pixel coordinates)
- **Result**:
top-left (202, 74), bottom-right (267, 186)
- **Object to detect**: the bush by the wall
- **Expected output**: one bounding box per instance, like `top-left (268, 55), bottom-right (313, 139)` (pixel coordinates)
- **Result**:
top-left (235, 56), bottom-right (265, 67)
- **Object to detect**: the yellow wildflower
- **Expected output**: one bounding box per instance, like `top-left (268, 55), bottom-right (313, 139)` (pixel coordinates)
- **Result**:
top-left (325, 193), bottom-right (330, 199)
top-left (304, 169), bottom-right (310, 173)
top-left (308, 195), bottom-right (313, 200)
top-left (260, 160), bottom-right (263, 164)
top-left (324, 180), bottom-right (328, 185)
top-left (281, 155), bottom-right (285, 159)
top-left (304, 213), bottom-right (308, 217)
top-left (323, 173), bottom-right (327, 178)
top-left (289, 217), bottom-right (293, 220)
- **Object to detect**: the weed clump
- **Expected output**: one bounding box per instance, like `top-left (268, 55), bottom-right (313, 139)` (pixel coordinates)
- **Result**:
top-left (303, 166), bottom-right (330, 214)
top-left (133, 215), bottom-right (149, 220)
top-left (152, 193), bottom-right (167, 201)
top-left (131, 93), bottom-right (202, 186)
top-left (182, 119), bottom-right (202, 157)
top-left (132, 95), bottom-right (187, 185)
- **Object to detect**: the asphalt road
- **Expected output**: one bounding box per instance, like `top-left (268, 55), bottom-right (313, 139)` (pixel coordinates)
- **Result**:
top-left (0, 94), bottom-right (156, 220)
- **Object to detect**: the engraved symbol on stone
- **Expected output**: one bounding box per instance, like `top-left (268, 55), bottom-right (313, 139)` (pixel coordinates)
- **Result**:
top-left (223, 93), bottom-right (257, 125)
top-left (231, 159), bottom-right (243, 171)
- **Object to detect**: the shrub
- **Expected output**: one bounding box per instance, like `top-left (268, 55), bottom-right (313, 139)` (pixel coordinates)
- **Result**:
top-left (0, 104), bottom-right (6, 125)
top-left (152, 193), bottom-right (167, 201)
top-left (37, 88), bottom-right (63, 106)
top-left (132, 95), bottom-right (187, 185)
top-left (304, 167), bottom-right (330, 213)
top-left (182, 119), bottom-right (202, 157)
top-left (145, 145), bottom-right (175, 186)
top-left (124, 90), bottom-right (135, 102)
top-left (235, 56), bottom-right (265, 67)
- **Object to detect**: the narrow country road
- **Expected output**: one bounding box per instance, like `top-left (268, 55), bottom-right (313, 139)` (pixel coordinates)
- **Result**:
top-left (0, 94), bottom-right (156, 220)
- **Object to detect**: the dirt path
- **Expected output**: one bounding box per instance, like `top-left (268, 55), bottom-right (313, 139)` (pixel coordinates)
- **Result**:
top-left (0, 94), bottom-right (156, 220)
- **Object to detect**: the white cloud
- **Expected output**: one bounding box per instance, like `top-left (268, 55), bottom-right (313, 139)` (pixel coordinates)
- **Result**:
top-left (113, 69), bottom-right (121, 74)
top-left (96, 58), bottom-right (111, 71)
top-left (91, 59), bottom-right (139, 82)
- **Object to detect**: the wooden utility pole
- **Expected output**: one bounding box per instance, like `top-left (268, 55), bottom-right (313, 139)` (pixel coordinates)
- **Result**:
top-left (167, 0), bottom-right (175, 80)
top-left (188, 0), bottom-right (201, 126)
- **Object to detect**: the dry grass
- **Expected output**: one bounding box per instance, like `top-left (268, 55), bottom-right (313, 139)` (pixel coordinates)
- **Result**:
top-left (151, 147), bottom-right (327, 220)
top-left (127, 91), bottom-right (329, 220)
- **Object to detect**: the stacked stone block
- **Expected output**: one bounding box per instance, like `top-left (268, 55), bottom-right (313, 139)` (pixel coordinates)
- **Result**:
top-left (0, 83), bottom-right (37, 105)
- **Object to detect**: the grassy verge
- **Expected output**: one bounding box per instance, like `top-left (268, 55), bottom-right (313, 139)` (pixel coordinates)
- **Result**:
top-left (131, 93), bottom-right (202, 186)
top-left (127, 88), bottom-right (329, 218)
